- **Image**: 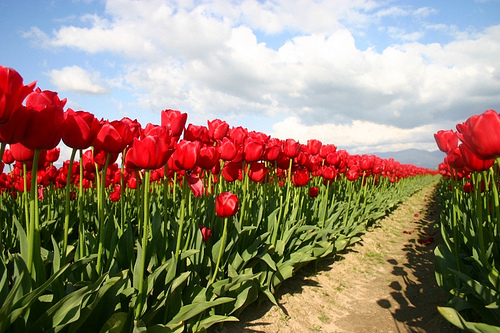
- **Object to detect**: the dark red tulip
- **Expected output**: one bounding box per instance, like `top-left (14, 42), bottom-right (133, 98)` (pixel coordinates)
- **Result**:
top-left (199, 225), bottom-right (213, 242)
top-left (125, 125), bottom-right (173, 170)
top-left (263, 138), bottom-right (282, 161)
top-left (161, 109), bottom-right (187, 137)
top-left (0, 105), bottom-right (30, 144)
top-left (319, 144), bottom-right (337, 158)
top-left (208, 119), bottom-right (229, 141)
top-left (456, 110), bottom-right (500, 159)
top-left (0, 66), bottom-right (36, 124)
top-left (309, 186), bottom-right (319, 197)
top-left (445, 147), bottom-right (464, 170)
top-left (346, 165), bottom-right (359, 181)
top-left (62, 109), bottom-right (100, 149)
top-left (198, 145), bottom-right (219, 170)
top-left (215, 192), bottom-right (239, 218)
top-left (434, 130), bottom-right (458, 153)
top-left (121, 117), bottom-right (143, 140)
top-left (21, 88), bottom-right (65, 150)
top-left (93, 120), bottom-right (132, 154)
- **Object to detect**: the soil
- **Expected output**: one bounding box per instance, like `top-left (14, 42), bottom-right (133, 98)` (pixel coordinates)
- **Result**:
top-left (215, 183), bottom-right (461, 333)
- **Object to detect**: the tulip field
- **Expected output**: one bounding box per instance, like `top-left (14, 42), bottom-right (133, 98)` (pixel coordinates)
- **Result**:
top-left (1, 64), bottom-right (497, 332)
top-left (434, 112), bottom-right (500, 332)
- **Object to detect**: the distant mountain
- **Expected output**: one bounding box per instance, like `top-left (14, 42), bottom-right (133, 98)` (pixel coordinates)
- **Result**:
top-left (371, 149), bottom-right (445, 170)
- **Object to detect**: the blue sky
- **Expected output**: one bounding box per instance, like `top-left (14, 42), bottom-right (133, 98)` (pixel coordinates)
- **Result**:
top-left (1, 0), bottom-right (500, 159)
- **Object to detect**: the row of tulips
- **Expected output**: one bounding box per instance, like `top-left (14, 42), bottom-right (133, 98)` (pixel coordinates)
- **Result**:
top-left (434, 109), bottom-right (500, 331)
top-left (0, 66), bottom-right (437, 332)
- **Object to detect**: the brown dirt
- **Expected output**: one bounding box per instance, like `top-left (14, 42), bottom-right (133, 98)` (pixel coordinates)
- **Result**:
top-left (216, 183), bottom-right (460, 333)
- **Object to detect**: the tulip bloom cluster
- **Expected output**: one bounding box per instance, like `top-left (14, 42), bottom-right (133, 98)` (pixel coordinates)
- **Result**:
top-left (0, 66), bottom-right (438, 332)
top-left (434, 109), bottom-right (500, 331)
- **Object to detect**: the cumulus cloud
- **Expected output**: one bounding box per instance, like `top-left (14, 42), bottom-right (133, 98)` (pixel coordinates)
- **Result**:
top-left (24, 0), bottom-right (500, 153)
top-left (47, 66), bottom-right (110, 94)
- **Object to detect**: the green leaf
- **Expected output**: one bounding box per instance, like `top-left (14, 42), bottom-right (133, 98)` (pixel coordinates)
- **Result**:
top-left (194, 315), bottom-right (239, 332)
top-left (163, 297), bottom-right (235, 331)
top-left (99, 312), bottom-right (130, 333)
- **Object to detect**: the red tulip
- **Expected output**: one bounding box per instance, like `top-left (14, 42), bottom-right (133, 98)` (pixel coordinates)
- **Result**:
top-left (228, 126), bottom-right (248, 145)
top-left (121, 117), bottom-right (143, 140)
top-left (21, 88), bottom-right (66, 150)
top-left (456, 110), bottom-right (500, 159)
top-left (248, 162), bottom-right (267, 183)
top-left (184, 124), bottom-right (209, 143)
top-left (445, 147), bottom-right (465, 170)
top-left (172, 139), bottom-right (200, 170)
top-left (283, 139), bottom-right (301, 158)
top-left (319, 144), bottom-right (337, 158)
top-left (215, 192), bottom-right (239, 218)
top-left (161, 109), bottom-right (187, 137)
top-left (0, 105), bottom-right (30, 144)
top-left (198, 145), bottom-right (219, 170)
top-left (199, 225), bottom-right (213, 242)
top-left (218, 137), bottom-right (238, 161)
top-left (125, 124), bottom-right (173, 170)
top-left (346, 165), bottom-right (359, 181)
top-left (307, 139), bottom-right (322, 155)
top-left (459, 144), bottom-right (495, 172)
top-left (10, 142), bottom-right (34, 162)
top-left (45, 148), bottom-right (60, 164)
top-left (93, 120), bottom-right (132, 154)
top-left (221, 161), bottom-right (241, 182)
top-left (243, 139), bottom-right (264, 162)
top-left (434, 130), bottom-right (458, 153)
top-left (62, 109), bottom-right (100, 149)
top-left (309, 186), bottom-right (319, 197)
top-left (208, 119), bottom-right (229, 141)
top-left (263, 138), bottom-right (282, 161)
top-left (2, 148), bottom-right (14, 164)
top-left (292, 169), bottom-right (310, 186)
top-left (0, 66), bottom-right (36, 124)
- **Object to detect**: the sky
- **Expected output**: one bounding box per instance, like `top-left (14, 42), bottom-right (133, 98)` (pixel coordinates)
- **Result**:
top-left (1, 0), bottom-right (500, 160)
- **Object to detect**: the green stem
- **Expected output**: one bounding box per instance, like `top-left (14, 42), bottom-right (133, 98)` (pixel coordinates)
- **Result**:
top-left (209, 217), bottom-right (228, 285)
top-left (96, 152), bottom-right (111, 276)
top-left (135, 169), bottom-right (151, 319)
top-left (174, 174), bottom-right (188, 263)
top-left (27, 149), bottom-right (41, 276)
top-left (63, 148), bottom-right (77, 264)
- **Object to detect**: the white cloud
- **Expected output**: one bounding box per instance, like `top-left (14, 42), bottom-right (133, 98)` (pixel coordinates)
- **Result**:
top-left (271, 116), bottom-right (440, 154)
top-left (24, 0), bottom-right (500, 153)
top-left (46, 66), bottom-right (110, 94)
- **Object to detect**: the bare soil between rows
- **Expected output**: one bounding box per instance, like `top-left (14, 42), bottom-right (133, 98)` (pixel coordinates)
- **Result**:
top-left (214, 183), bottom-right (460, 333)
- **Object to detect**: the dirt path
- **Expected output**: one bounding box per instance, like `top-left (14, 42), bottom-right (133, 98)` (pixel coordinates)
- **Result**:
top-left (217, 183), bottom-right (460, 333)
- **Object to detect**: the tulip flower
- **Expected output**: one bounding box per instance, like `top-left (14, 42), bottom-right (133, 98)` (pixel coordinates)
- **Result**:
top-left (459, 144), bottom-right (495, 172)
top-left (62, 109), bottom-right (100, 149)
top-left (292, 169), bottom-right (310, 186)
top-left (0, 66), bottom-right (36, 124)
top-left (434, 130), bottom-right (458, 153)
top-left (197, 145), bottom-right (219, 170)
top-left (93, 120), bottom-right (132, 154)
top-left (307, 139), bottom-right (322, 155)
top-left (456, 109), bottom-right (500, 159)
top-left (248, 162), bottom-right (268, 183)
top-left (184, 124), bottom-right (209, 143)
top-left (2, 148), bottom-right (14, 164)
top-left (172, 139), bottom-right (200, 170)
top-left (228, 126), bottom-right (248, 145)
top-left (215, 192), bottom-right (239, 218)
top-left (161, 109), bottom-right (187, 138)
top-left (309, 186), bottom-right (319, 197)
top-left (208, 119), bottom-right (229, 141)
top-left (125, 125), bottom-right (173, 170)
top-left (21, 88), bottom-right (66, 150)
top-left (199, 225), bottom-right (213, 242)
top-left (243, 139), bottom-right (264, 162)
top-left (218, 137), bottom-right (238, 161)
top-left (283, 139), bottom-right (301, 158)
